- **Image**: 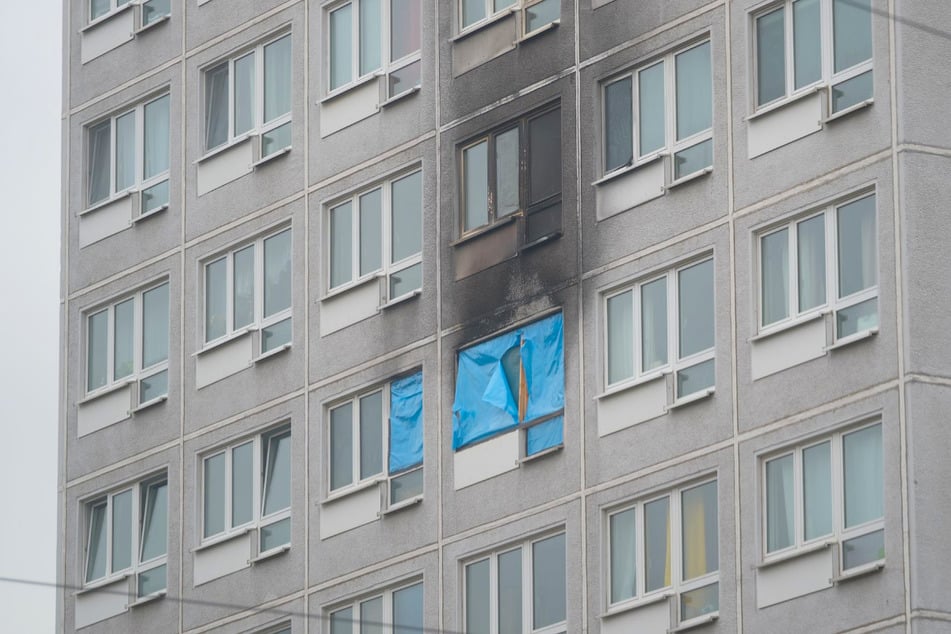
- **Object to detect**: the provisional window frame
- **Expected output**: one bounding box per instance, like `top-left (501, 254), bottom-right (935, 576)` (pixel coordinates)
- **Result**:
top-left (750, 0), bottom-right (873, 115)
top-left (325, 0), bottom-right (423, 99)
top-left (84, 279), bottom-right (170, 408)
top-left (603, 255), bottom-right (716, 401)
top-left (81, 471), bottom-right (169, 601)
top-left (201, 31), bottom-right (293, 160)
top-left (457, 0), bottom-right (560, 37)
top-left (201, 225), bottom-right (293, 355)
top-left (326, 166), bottom-right (423, 303)
top-left (457, 103), bottom-right (562, 241)
top-left (88, 0), bottom-right (170, 28)
top-left (604, 477), bottom-right (719, 627)
top-left (760, 420), bottom-right (884, 574)
top-left (462, 530), bottom-right (567, 634)
top-left (755, 191), bottom-right (878, 342)
top-left (84, 91), bottom-right (171, 217)
top-left (199, 423), bottom-right (292, 555)
top-left (601, 38), bottom-right (713, 183)
top-left (327, 577), bottom-right (425, 634)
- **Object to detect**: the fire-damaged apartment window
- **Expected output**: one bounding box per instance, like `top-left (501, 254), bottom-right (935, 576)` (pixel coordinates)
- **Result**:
top-left (452, 312), bottom-right (564, 459)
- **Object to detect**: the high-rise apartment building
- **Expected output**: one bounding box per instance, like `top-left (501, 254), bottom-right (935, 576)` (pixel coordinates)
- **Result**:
top-left (58, 0), bottom-right (951, 632)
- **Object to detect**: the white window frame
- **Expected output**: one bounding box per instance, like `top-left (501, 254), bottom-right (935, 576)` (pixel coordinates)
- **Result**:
top-left (458, 0), bottom-right (560, 37)
top-left (755, 192), bottom-right (877, 341)
top-left (604, 478), bottom-right (719, 627)
top-left (88, 0), bottom-right (131, 23)
top-left (760, 421), bottom-right (884, 573)
top-left (750, 0), bottom-right (873, 113)
top-left (328, 577), bottom-right (424, 633)
top-left (462, 530), bottom-right (567, 634)
top-left (325, 167), bottom-right (423, 302)
top-left (199, 424), bottom-right (292, 553)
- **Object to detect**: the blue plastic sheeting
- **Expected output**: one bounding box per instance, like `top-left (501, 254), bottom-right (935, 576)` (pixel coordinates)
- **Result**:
top-left (452, 313), bottom-right (564, 450)
top-left (389, 371), bottom-right (423, 473)
top-left (526, 416), bottom-right (564, 456)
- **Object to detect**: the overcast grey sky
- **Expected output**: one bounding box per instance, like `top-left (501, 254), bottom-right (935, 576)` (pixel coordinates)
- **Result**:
top-left (0, 2), bottom-right (61, 631)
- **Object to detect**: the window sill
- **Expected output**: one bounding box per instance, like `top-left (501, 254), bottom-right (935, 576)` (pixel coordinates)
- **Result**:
top-left (451, 213), bottom-right (518, 247)
top-left (602, 591), bottom-right (673, 619)
top-left (323, 477), bottom-right (384, 505)
top-left (596, 369), bottom-right (670, 401)
top-left (323, 272), bottom-right (381, 302)
top-left (194, 326), bottom-right (255, 357)
top-left (833, 560), bottom-right (884, 585)
top-left (667, 166), bottom-right (713, 191)
top-left (824, 98), bottom-right (874, 125)
top-left (380, 288), bottom-right (421, 310)
top-left (745, 85), bottom-right (823, 122)
top-left (250, 544), bottom-right (290, 565)
top-left (592, 152), bottom-right (666, 187)
top-left (81, 2), bottom-right (135, 33)
top-left (825, 327), bottom-right (878, 352)
top-left (130, 394), bottom-right (167, 415)
top-left (667, 387), bottom-right (715, 411)
top-left (670, 613), bottom-right (718, 633)
top-left (80, 378), bottom-right (135, 406)
top-left (79, 188), bottom-right (135, 217)
top-left (380, 85), bottom-right (420, 108)
top-left (320, 72), bottom-right (382, 105)
top-left (132, 203), bottom-right (169, 223)
top-left (520, 443), bottom-right (563, 464)
top-left (134, 14), bottom-right (170, 35)
top-left (379, 495), bottom-right (423, 517)
top-left (750, 309), bottom-right (829, 343)
top-left (76, 572), bottom-right (131, 596)
top-left (451, 7), bottom-right (517, 43)
top-left (194, 134), bottom-right (252, 165)
top-left (251, 146), bottom-right (291, 170)
top-left (757, 539), bottom-right (835, 570)
top-left (128, 590), bottom-right (166, 608)
top-left (521, 230), bottom-right (563, 252)
top-left (518, 19), bottom-right (559, 44)
top-left (254, 342), bottom-right (291, 364)
top-left (192, 526), bottom-right (252, 553)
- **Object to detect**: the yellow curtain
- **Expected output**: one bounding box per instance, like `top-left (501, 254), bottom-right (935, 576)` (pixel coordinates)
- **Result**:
top-left (683, 491), bottom-right (707, 579)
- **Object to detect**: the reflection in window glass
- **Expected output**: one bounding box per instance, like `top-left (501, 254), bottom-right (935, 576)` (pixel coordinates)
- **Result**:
top-left (231, 442), bottom-right (253, 527)
top-left (393, 582), bottom-right (424, 634)
top-left (330, 5), bottom-right (353, 90)
top-left (837, 196), bottom-right (876, 298)
top-left (331, 202), bottom-right (353, 288)
top-left (638, 62), bottom-right (666, 156)
top-left (465, 558), bottom-right (490, 634)
top-left (606, 291), bottom-right (633, 384)
top-left (797, 215), bottom-right (826, 313)
top-left (793, 0), bottom-right (821, 89)
top-left (142, 283), bottom-right (169, 369)
top-left (678, 259), bottom-right (714, 358)
top-left (391, 171), bottom-right (422, 262)
top-left (532, 533), bottom-right (566, 629)
top-left (331, 403), bottom-right (354, 490)
top-left (604, 77), bottom-right (633, 172)
top-left (264, 36), bottom-right (292, 123)
top-left (675, 42), bottom-right (712, 141)
top-left (644, 496), bottom-right (671, 592)
top-left (113, 299), bottom-right (135, 380)
top-left (234, 53), bottom-right (255, 138)
top-left (641, 277), bottom-right (668, 372)
top-left (610, 508), bottom-right (635, 604)
top-left (498, 549), bottom-right (522, 633)
top-left (833, 0), bottom-right (872, 72)
top-left (359, 189), bottom-right (383, 276)
top-left (756, 8), bottom-right (785, 105)
top-left (264, 230), bottom-right (292, 318)
top-left (111, 490), bottom-right (133, 573)
top-left (761, 229), bottom-right (789, 326)
top-left (843, 424), bottom-right (882, 528)
top-left (802, 441), bottom-right (832, 540)
top-left (203, 453), bottom-right (225, 538)
top-left (87, 310), bottom-right (108, 391)
top-left (359, 0), bottom-right (382, 76)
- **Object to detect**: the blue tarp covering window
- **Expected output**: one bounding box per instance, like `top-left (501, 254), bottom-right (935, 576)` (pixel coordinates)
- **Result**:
top-left (452, 313), bottom-right (564, 450)
top-left (389, 371), bottom-right (423, 473)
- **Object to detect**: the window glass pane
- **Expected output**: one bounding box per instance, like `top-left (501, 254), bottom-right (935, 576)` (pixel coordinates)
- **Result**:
top-left (140, 480), bottom-right (167, 561)
top-left (391, 0), bottom-right (421, 60)
top-left (142, 283), bottom-right (169, 368)
top-left (462, 0), bottom-right (486, 29)
top-left (111, 490), bottom-right (133, 573)
top-left (90, 0), bottom-right (110, 20)
top-left (390, 467), bottom-right (423, 504)
top-left (532, 533), bottom-right (566, 629)
top-left (766, 455), bottom-right (794, 552)
top-left (331, 607), bottom-right (353, 634)
top-left (87, 310), bottom-right (109, 391)
top-left (204, 62), bottom-right (229, 150)
top-left (681, 481), bottom-right (718, 580)
top-left (203, 452), bottom-right (225, 537)
top-left (389, 262), bottom-right (422, 298)
top-left (677, 359), bottom-right (715, 398)
top-left (260, 516), bottom-right (290, 551)
top-left (231, 442), bottom-right (253, 527)
top-left (680, 582), bottom-right (718, 622)
top-left (113, 299), bottom-right (135, 380)
top-left (833, 0), bottom-right (872, 72)
top-left (465, 559), bottom-right (490, 634)
top-left (756, 9), bottom-right (786, 105)
top-left (359, 188), bottom-right (383, 276)
top-left (264, 36), bottom-right (292, 122)
top-left (139, 369), bottom-right (168, 403)
top-left (837, 195), bottom-right (876, 297)
top-left (528, 108), bottom-right (561, 205)
top-left (137, 563), bottom-right (166, 597)
top-left (803, 441), bottom-right (832, 540)
top-left (606, 290), bottom-right (634, 384)
top-left (141, 180), bottom-right (169, 215)
top-left (604, 77), bottom-right (633, 172)
top-left (525, 0), bottom-right (559, 33)
top-left (85, 502), bottom-right (107, 582)
top-left (609, 509), bottom-right (635, 604)
top-left (264, 229), bottom-right (292, 317)
top-left (675, 42), bottom-right (712, 140)
top-left (638, 62), bottom-right (666, 156)
top-left (644, 496), bottom-right (671, 592)
top-left (843, 528), bottom-right (884, 570)
top-left (262, 317), bottom-right (292, 352)
top-left (463, 141), bottom-right (489, 231)
top-left (761, 228), bottom-right (789, 326)
top-left (331, 403), bottom-right (354, 490)
top-left (359, 391), bottom-right (383, 480)
top-left (263, 430), bottom-right (292, 515)
top-left (143, 95), bottom-right (170, 180)
top-left (831, 70), bottom-right (873, 113)
top-left (392, 171), bottom-right (423, 262)
top-left (388, 59), bottom-right (421, 97)
top-left (498, 548), bottom-right (522, 634)
top-left (232, 53), bottom-right (255, 138)
top-left (678, 259), bottom-right (714, 358)
top-left (641, 277), bottom-right (668, 372)
top-left (115, 111), bottom-right (136, 193)
top-left (844, 424), bottom-right (883, 528)
top-left (673, 138), bottom-right (713, 179)
top-left (205, 257), bottom-right (227, 342)
top-left (359, 0), bottom-right (382, 76)
top-left (142, 0), bottom-right (171, 26)
top-left (793, 0), bottom-right (821, 89)
top-left (360, 596), bottom-right (383, 634)
top-left (261, 121), bottom-right (292, 156)
top-left (87, 120), bottom-right (111, 206)
top-left (495, 128), bottom-right (520, 217)
top-left (393, 582), bottom-right (424, 634)
top-left (331, 202), bottom-right (353, 288)
top-left (330, 5), bottom-right (353, 90)
top-left (836, 297), bottom-right (878, 338)
top-left (494, 0), bottom-right (516, 11)
top-left (797, 215), bottom-right (826, 313)
top-left (233, 245), bottom-right (255, 331)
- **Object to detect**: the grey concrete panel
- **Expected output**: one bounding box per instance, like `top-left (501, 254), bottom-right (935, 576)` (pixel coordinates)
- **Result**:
top-left (895, 2), bottom-right (951, 149)
top-left (185, 0), bottom-right (292, 51)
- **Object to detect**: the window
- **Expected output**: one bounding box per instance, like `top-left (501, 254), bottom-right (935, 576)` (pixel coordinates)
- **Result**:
top-left (329, 371), bottom-right (424, 505)
top-left (460, 105), bottom-right (561, 243)
top-left (86, 281), bottom-right (170, 405)
top-left (328, 0), bottom-right (422, 98)
top-left (203, 227), bottom-right (292, 354)
top-left (451, 313), bottom-right (564, 456)
top-left (603, 40), bottom-right (712, 181)
top-left (459, 0), bottom-right (560, 36)
top-left (758, 192), bottom-right (877, 340)
top-left (203, 33), bottom-right (292, 158)
top-left (753, 0), bottom-right (872, 113)
top-left (201, 425), bottom-right (291, 553)
top-left (83, 474), bottom-right (168, 599)
top-left (605, 257), bottom-right (715, 400)
top-left (89, 0), bottom-right (169, 26)
top-left (763, 422), bottom-right (883, 571)
top-left (86, 93), bottom-right (170, 216)
top-left (329, 579), bottom-right (424, 634)
top-left (607, 479), bottom-right (718, 626)
top-left (328, 169), bottom-right (422, 301)
top-left (464, 532), bottom-right (566, 634)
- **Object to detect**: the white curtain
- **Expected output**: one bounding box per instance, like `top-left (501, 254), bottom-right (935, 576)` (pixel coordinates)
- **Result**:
top-left (797, 216), bottom-right (826, 312)
top-left (610, 509), bottom-right (636, 603)
top-left (766, 455), bottom-right (794, 552)
top-left (843, 424), bottom-right (883, 528)
top-left (264, 36), bottom-right (291, 122)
